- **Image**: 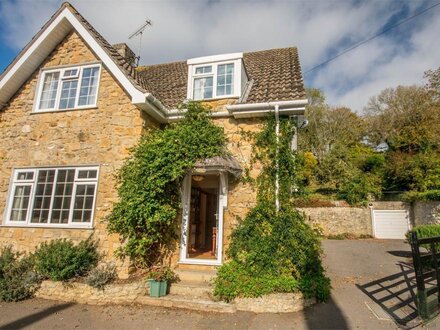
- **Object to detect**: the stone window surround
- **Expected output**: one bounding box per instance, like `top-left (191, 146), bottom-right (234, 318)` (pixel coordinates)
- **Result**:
top-left (33, 62), bottom-right (102, 114)
top-left (3, 165), bottom-right (100, 229)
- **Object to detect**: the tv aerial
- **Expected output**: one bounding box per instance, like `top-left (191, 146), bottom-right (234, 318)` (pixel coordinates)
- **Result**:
top-left (128, 19), bottom-right (152, 66)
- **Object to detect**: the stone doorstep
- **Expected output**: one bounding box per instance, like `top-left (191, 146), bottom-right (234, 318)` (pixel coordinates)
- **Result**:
top-left (169, 282), bottom-right (213, 299)
top-left (174, 269), bottom-right (217, 284)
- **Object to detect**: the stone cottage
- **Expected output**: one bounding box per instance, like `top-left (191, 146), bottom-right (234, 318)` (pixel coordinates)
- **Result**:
top-left (0, 2), bottom-right (307, 277)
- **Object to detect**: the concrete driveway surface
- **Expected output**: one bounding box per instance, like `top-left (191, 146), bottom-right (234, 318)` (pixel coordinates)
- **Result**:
top-left (0, 239), bottom-right (438, 329)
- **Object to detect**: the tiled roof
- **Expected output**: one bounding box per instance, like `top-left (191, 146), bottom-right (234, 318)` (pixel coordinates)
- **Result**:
top-left (137, 61), bottom-right (188, 108)
top-left (243, 48), bottom-right (306, 103)
top-left (137, 47), bottom-right (306, 108)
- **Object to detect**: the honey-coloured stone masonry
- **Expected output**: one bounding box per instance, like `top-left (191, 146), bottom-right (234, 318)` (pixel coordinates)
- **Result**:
top-left (0, 31), bottom-right (265, 278)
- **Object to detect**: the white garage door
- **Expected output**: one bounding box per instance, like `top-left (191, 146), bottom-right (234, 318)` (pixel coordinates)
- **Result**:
top-left (373, 210), bottom-right (410, 239)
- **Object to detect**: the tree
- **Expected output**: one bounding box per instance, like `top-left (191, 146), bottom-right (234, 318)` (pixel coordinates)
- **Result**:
top-left (425, 67), bottom-right (440, 102)
top-left (364, 68), bottom-right (440, 193)
top-left (365, 85), bottom-right (440, 152)
top-left (299, 89), bottom-right (365, 162)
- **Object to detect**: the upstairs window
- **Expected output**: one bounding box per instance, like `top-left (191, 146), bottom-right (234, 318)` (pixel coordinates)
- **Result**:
top-left (192, 62), bottom-right (235, 100)
top-left (5, 166), bottom-right (99, 228)
top-left (35, 64), bottom-right (101, 112)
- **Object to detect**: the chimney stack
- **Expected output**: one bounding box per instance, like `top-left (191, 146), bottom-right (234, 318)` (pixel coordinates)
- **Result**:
top-left (113, 43), bottom-right (137, 67)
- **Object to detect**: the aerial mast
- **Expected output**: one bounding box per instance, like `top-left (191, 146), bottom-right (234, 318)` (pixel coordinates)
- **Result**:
top-left (128, 20), bottom-right (152, 66)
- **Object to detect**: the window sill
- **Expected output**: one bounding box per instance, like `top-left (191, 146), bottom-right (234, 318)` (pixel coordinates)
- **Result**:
top-left (1, 224), bottom-right (94, 230)
top-left (178, 259), bottom-right (222, 266)
top-left (191, 96), bottom-right (239, 102)
top-left (31, 106), bottom-right (98, 114)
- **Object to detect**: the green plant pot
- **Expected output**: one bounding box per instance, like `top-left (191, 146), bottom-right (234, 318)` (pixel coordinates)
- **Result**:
top-left (160, 281), bottom-right (168, 296)
top-left (148, 279), bottom-right (168, 297)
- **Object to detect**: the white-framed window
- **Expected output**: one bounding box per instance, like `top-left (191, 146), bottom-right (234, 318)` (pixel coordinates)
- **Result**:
top-left (5, 166), bottom-right (99, 228)
top-left (191, 62), bottom-right (235, 100)
top-left (35, 64), bottom-right (101, 112)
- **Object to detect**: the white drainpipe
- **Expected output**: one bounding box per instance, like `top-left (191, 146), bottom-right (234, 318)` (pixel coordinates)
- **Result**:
top-left (275, 104), bottom-right (280, 213)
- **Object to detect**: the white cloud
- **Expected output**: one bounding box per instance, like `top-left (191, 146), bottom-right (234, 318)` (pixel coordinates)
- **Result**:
top-left (0, 0), bottom-right (438, 112)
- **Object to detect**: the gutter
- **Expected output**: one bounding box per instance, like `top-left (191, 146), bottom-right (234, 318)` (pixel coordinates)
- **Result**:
top-left (134, 95), bottom-right (308, 123)
top-left (226, 99), bottom-right (308, 118)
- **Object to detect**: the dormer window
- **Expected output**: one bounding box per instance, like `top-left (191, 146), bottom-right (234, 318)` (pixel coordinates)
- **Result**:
top-left (35, 64), bottom-right (101, 112)
top-left (192, 63), bottom-right (234, 100)
top-left (187, 53), bottom-right (246, 101)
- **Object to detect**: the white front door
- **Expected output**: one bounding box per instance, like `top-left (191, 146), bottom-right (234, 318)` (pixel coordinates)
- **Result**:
top-left (179, 172), bottom-right (227, 265)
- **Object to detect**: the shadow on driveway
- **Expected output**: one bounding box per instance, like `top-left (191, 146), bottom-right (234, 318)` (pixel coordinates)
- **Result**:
top-left (357, 261), bottom-right (422, 328)
top-left (304, 297), bottom-right (349, 330)
top-left (0, 302), bottom-right (74, 329)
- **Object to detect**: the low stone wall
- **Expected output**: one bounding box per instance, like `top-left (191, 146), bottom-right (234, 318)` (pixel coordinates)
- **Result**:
top-left (36, 280), bottom-right (148, 305)
top-left (235, 293), bottom-right (315, 313)
top-left (35, 280), bottom-right (312, 313)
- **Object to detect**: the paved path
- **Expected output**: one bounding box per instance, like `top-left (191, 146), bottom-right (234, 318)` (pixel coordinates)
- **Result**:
top-left (0, 239), bottom-right (439, 329)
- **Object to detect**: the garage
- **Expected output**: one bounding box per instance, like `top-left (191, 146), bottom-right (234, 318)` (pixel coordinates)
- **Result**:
top-left (372, 210), bottom-right (410, 239)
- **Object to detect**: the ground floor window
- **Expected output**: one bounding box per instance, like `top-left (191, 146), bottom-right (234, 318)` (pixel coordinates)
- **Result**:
top-left (5, 166), bottom-right (99, 228)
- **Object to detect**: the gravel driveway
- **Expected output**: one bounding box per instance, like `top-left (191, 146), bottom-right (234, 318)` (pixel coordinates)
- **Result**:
top-left (0, 239), bottom-right (438, 329)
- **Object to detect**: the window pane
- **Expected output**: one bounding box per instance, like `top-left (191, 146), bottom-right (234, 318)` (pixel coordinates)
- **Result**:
top-left (10, 185), bottom-right (31, 221)
top-left (78, 67), bottom-right (100, 106)
top-left (193, 77), bottom-right (213, 100)
top-left (217, 63), bottom-right (234, 96)
top-left (59, 80), bottom-right (78, 109)
top-left (31, 170), bottom-right (55, 223)
top-left (72, 184), bottom-right (95, 223)
top-left (78, 169), bottom-right (98, 179)
top-left (50, 169), bottom-right (75, 224)
top-left (195, 66), bottom-right (212, 74)
top-left (63, 69), bottom-right (78, 78)
top-left (17, 172), bottom-right (34, 181)
top-left (39, 72), bottom-right (60, 109)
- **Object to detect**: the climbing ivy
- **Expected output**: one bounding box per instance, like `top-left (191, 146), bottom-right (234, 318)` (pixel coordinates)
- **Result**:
top-left (107, 102), bottom-right (226, 268)
top-left (214, 115), bottom-right (331, 302)
top-left (247, 115), bottom-right (307, 205)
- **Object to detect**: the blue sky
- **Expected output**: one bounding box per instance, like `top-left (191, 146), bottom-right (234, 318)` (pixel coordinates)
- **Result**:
top-left (1, 0), bottom-right (439, 111)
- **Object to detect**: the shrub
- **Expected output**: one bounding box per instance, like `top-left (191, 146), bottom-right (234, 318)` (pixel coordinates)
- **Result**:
top-left (34, 237), bottom-right (99, 281)
top-left (402, 190), bottom-right (440, 202)
top-left (85, 264), bottom-right (117, 290)
top-left (337, 172), bottom-right (382, 206)
top-left (0, 246), bottom-right (41, 302)
top-left (406, 225), bottom-right (440, 252)
top-left (147, 266), bottom-right (178, 283)
top-left (213, 260), bottom-right (298, 302)
top-left (214, 202), bottom-right (331, 302)
top-left (384, 151), bottom-right (440, 192)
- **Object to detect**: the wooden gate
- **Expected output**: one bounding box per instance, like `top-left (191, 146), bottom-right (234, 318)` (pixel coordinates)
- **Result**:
top-left (410, 232), bottom-right (440, 320)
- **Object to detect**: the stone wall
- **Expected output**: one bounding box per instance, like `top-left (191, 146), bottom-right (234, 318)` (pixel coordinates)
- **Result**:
top-left (413, 202), bottom-right (440, 225)
top-left (212, 116), bottom-right (261, 248)
top-left (36, 280), bottom-right (148, 305)
top-left (299, 206), bottom-right (372, 236)
top-left (0, 32), bottom-right (157, 277)
top-left (300, 201), bottom-right (440, 236)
